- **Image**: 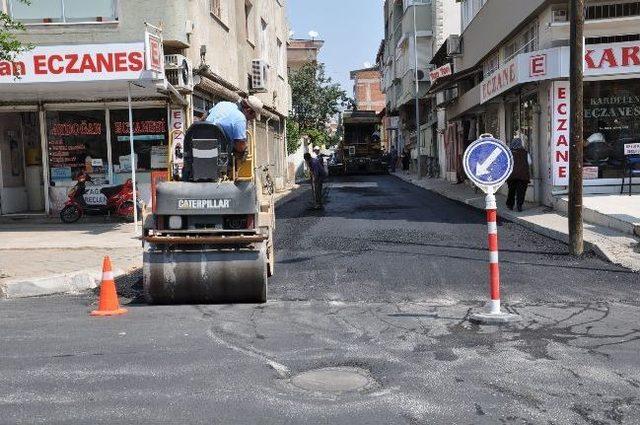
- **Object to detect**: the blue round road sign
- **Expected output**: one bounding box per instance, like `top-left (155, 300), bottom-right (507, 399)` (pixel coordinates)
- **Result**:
top-left (463, 135), bottom-right (513, 191)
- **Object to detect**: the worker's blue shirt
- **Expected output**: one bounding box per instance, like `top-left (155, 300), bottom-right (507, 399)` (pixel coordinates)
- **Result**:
top-left (310, 157), bottom-right (326, 179)
top-left (205, 101), bottom-right (247, 142)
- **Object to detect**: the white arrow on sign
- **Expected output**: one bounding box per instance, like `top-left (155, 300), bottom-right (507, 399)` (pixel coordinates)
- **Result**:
top-left (475, 147), bottom-right (503, 177)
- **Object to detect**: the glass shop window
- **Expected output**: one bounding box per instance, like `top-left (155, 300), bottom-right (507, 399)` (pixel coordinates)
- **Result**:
top-left (583, 79), bottom-right (640, 179)
top-left (110, 108), bottom-right (168, 174)
top-left (47, 110), bottom-right (108, 185)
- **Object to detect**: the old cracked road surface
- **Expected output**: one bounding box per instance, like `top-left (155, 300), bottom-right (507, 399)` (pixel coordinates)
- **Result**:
top-left (1, 175), bottom-right (639, 424)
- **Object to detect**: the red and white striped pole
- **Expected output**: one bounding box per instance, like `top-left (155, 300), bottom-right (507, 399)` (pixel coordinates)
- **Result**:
top-left (485, 191), bottom-right (501, 315)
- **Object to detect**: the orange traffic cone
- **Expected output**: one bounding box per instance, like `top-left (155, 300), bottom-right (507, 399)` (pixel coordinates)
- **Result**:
top-left (91, 256), bottom-right (127, 317)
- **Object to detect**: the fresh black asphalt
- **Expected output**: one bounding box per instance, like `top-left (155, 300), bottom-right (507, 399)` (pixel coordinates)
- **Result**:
top-left (1, 175), bottom-right (638, 424)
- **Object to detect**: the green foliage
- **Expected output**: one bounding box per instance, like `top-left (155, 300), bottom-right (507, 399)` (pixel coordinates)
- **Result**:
top-left (1, 0), bottom-right (32, 62)
top-left (287, 62), bottom-right (347, 154)
top-left (306, 128), bottom-right (329, 148)
top-left (286, 120), bottom-right (301, 155)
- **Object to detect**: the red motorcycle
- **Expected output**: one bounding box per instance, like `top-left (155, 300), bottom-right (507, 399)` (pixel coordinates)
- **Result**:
top-left (60, 172), bottom-right (139, 224)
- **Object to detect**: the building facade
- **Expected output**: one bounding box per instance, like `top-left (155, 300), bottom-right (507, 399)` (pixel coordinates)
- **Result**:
top-left (431, 0), bottom-right (640, 206)
top-left (350, 66), bottom-right (385, 114)
top-left (380, 0), bottom-right (460, 175)
top-left (287, 38), bottom-right (324, 73)
top-left (0, 0), bottom-right (290, 215)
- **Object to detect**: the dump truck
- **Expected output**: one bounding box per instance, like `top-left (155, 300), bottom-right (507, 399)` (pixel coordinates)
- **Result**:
top-left (331, 110), bottom-right (386, 175)
top-left (142, 121), bottom-right (275, 304)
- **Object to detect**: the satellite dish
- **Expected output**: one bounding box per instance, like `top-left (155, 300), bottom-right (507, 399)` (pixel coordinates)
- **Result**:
top-left (308, 30), bottom-right (319, 39)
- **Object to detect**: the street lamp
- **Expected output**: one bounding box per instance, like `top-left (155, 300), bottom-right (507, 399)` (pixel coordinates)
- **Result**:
top-left (412, 0), bottom-right (421, 178)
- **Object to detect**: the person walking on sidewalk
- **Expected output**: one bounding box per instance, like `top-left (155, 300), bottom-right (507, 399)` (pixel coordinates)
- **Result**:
top-left (506, 138), bottom-right (531, 212)
top-left (401, 147), bottom-right (411, 173)
top-left (389, 145), bottom-right (398, 173)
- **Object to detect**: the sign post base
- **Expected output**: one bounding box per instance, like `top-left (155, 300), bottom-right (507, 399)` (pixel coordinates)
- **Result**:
top-left (469, 309), bottom-right (521, 325)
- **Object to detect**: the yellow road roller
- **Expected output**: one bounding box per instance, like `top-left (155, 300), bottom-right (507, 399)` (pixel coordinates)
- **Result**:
top-left (142, 121), bottom-right (275, 303)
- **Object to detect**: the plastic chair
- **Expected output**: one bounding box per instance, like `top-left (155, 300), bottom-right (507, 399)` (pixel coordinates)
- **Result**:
top-left (620, 155), bottom-right (640, 196)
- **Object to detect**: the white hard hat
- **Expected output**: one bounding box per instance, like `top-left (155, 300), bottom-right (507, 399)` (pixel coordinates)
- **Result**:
top-left (313, 146), bottom-right (321, 152)
top-left (245, 95), bottom-right (263, 120)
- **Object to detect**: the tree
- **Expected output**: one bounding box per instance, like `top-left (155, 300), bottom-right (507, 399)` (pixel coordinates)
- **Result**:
top-left (1, 0), bottom-right (31, 63)
top-left (287, 62), bottom-right (347, 154)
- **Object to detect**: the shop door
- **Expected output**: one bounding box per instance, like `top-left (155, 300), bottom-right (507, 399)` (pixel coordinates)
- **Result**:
top-left (0, 112), bottom-right (44, 214)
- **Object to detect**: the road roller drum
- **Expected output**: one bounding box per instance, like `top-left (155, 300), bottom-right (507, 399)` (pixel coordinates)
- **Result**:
top-left (143, 243), bottom-right (267, 304)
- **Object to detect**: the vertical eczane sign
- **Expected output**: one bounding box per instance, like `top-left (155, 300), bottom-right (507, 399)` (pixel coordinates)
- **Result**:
top-left (170, 108), bottom-right (185, 168)
top-left (551, 80), bottom-right (570, 186)
top-left (145, 32), bottom-right (164, 74)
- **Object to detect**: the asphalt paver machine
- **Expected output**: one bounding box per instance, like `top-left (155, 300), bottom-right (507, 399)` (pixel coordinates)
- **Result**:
top-left (142, 121), bottom-right (275, 304)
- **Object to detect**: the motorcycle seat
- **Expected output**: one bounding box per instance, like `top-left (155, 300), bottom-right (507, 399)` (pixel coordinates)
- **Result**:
top-left (100, 185), bottom-right (124, 198)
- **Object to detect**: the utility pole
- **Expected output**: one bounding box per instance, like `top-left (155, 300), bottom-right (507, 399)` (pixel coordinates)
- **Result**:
top-left (412, 2), bottom-right (421, 179)
top-left (569, 0), bottom-right (584, 255)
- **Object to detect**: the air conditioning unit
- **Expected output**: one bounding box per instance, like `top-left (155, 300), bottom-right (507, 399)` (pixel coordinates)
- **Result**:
top-left (165, 55), bottom-right (194, 92)
top-left (251, 59), bottom-right (268, 92)
top-left (416, 69), bottom-right (429, 82)
top-left (446, 35), bottom-right (461, 56)
top-left (552, 8), bottom-right (568, 23)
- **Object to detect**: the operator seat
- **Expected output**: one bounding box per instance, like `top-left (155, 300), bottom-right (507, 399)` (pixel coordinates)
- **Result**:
top-left (181, 121), bottom-right (231, 182)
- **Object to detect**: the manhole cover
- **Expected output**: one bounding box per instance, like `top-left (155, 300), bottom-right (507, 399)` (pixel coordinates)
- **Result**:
top-left (290, 367), bottom-right (375, 394)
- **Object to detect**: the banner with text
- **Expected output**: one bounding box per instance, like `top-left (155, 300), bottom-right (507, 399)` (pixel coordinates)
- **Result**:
top-left (0, 42), bottom-right (147, 84)
top-left (551, 80), bottom-right (570, 186)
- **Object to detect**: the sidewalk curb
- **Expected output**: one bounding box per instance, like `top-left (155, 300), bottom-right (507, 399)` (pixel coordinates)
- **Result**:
top-left (0, 268), bottom-right (126, 299)
top-left (0, 186), bottom-right (302, 300)
top-left (393, 173), bottom-right (639, 271)
top-left (274, 184), bottom-right (303, 205)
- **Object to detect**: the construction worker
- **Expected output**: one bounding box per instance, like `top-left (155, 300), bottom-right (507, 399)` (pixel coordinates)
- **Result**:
top-left (206, 95), bottom-right (263, 154)
top-left (304, 152), bottom-right (327, 209)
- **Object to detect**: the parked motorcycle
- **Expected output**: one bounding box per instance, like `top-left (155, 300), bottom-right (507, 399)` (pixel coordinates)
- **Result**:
top-left (60, 172), bottom-right (139, 224)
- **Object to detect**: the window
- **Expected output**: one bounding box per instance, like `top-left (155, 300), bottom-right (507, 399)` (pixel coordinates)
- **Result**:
top-left (585, 1), bottom-right (640, 20)
top-left (503, 41), bottom-right (517, 63)
top-left (47, 110), bottom-right (108, 185)
top-left (245, 1), bottom-right (255, 44)
top-left (552, 8), bottom-right (568, 23)
top-left (210, 0), bottom-right (221, 18)
top-left (276, 38), bottom-right (285, 77)
top-left (110, 109), bottom-right (167, 173)
top-left (521, 24), bottom-right (538, 53)
top-left (586, 34), bottom-right (640, 44)
top-left (583, 79), bottom-right (640, 179)
top-left (260, 19), bottom-right (269, 62)
top-left (9, 0), bottom-right (117, 24)
top-left (483, 53), bottom-right (499, 77)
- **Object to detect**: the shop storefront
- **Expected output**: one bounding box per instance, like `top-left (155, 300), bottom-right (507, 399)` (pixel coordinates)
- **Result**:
top-left (478, 40), bottom-right (640, 204)
top-left (46, 105), bottom-right (170, 212)
top-left (0, 40), bottom-right (180, 215)
top-left (583, 79), bottom-right (640, 180)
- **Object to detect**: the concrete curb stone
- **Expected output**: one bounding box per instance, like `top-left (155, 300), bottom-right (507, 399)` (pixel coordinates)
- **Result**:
top-left (0, 268), bottom-right (126, 299)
